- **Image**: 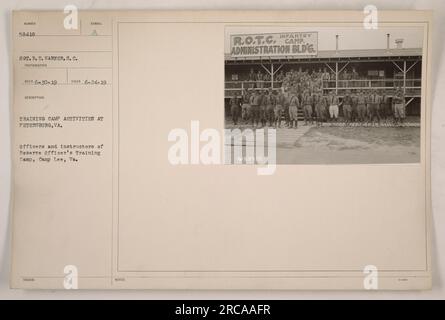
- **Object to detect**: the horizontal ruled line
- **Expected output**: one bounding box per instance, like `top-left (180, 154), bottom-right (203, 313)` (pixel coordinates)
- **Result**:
top-left (22, 50), bottom-right (112, 53)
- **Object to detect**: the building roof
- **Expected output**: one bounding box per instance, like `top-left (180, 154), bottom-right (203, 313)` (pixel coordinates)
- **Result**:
top-left (225, 48), bottom-right (422, 62)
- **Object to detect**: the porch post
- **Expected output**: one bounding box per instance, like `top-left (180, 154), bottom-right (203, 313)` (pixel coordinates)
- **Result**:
top-left (335, 62), bottom-right (338, 94)
top-left (271, 63), bottom-right (274, 89)
top-left (403, 60), bottom-right (407, 94)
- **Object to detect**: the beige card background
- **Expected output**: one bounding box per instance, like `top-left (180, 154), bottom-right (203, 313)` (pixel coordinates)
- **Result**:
top-left (9, 10), bottom-right (432, 290)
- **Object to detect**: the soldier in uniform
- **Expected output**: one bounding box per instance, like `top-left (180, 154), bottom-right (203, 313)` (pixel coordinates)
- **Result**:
top-left (342, 90), bottom-right (353, 126)
top-left (367, 89), bottom-right (382, 126)
top-left (393, 87), bottom-right (406, 126)
top-left (250, 90), bottom-right (262, 128)
top-left (351, 68), bottom-right (359, 88)
top-left (379, 89), bottom-right (392, 125)
top-left (288, 90), bottom-right (300, 128)
top-left (327, 91), bottom-right (340, 124)
top-left (241, 89), bottom-right (251, 124)
top-left (259, 90), bottom-right (268, 128)
top-left (274, 90), bottom-right (284, 128)
top-left (302, 89), bottom-right (313, 125)
top-left (248, 69), bottom-right (256, 89)
top-left (356, 90), bottom-right (367, 125)
top-left (314, 88), bottom-right (327, 127)
top-left (283, 88), bottom-right (291, 127)
top-left (256, 70), bottom-right (264, 89)
top-left (266, 89), bottom-right (276, 127)
top-left (230, 94), bottom-right (240, 125)
top-left (275, 70), bottom-right (285, 84)
top-left (351, 90), bottom-right (358, 123)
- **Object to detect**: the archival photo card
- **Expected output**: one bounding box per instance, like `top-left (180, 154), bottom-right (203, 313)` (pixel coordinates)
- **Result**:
top-left (10, 10), bottom-right (432, 290)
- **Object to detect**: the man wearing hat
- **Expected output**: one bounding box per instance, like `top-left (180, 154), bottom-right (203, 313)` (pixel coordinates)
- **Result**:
top-left (367, 89), bottom-right (382, 126)
top-left (256, 70), bottom-right (264, 89)
top-left (314, 88), bottom-right (327, 126)
top-left (288, 90), bottom-right (300, 128)
top-left (241, 89), bottom-right (251, 124)
top-left (259, 90), bottom-right (269, 128)
top-left (343, 90), bottom-right (353, 126)
top-left (327, 90), bottom-right (340, 124)
top-left (283, 88), bottom-right (291, 127)
top-left (229, 93), bottom-right (240, 126)
top-left (393, 87), bottom-right (406, 126)
top-left (249, 89), bottom-right (262, 128)
top-left (351, 90), bottom-right (359, 123)
top-left (274, 90), bottom-right (284, 128)
top-left (302, 89), bottom-right (313, 126)
top-left (379, 89), bottom-right (391, 125)
top-left (356, 90), bottom-right (367, 125)
top-left (266, 89), bottom-right (276, 127)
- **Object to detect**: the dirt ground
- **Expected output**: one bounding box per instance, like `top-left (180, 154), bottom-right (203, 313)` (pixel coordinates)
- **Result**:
top-left (277, 126), bottom-right (420, 164)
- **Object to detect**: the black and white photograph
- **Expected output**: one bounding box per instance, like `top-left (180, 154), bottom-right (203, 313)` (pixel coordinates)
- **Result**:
top-left (225, 26), bottom-right (423, 164)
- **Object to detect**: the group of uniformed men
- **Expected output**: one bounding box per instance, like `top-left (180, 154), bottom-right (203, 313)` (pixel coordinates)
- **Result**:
top-left (229, 87), bottom-right (407, 128)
